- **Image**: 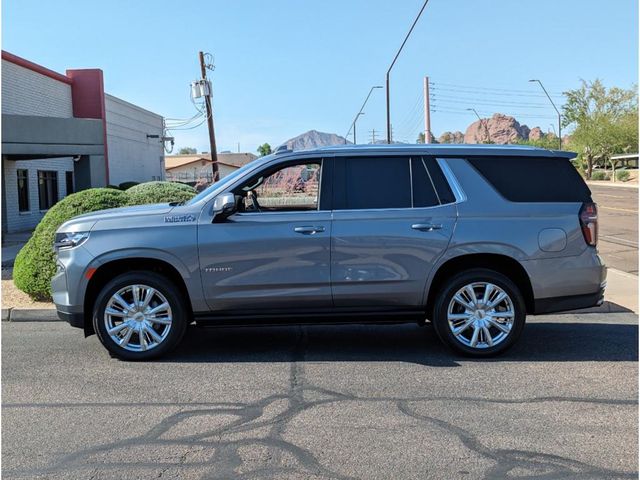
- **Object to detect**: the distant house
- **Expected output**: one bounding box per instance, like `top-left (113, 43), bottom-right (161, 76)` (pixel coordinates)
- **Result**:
top-left (165, 152), bottom-right (257, 183)
top-left (1, 50), bottom-right (166, 233)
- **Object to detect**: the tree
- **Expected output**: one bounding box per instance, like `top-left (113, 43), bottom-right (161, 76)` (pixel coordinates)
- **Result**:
top-left (562, 80), bottom-right (638, 179)
top-left (416, 132), bottom-right (437, 144)
top-left (178, 147), bottom-right (197, 154)
top-left (514, 134), bottom-right (561, 151)
top-left (257, 143), bottom-right (272, 157)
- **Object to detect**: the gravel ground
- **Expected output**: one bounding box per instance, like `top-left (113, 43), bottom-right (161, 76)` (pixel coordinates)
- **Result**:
top-left (1, 268), bottom-right (54, 310)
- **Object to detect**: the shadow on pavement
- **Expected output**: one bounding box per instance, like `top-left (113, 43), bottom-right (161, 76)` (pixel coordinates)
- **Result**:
top-left (164, 320), bottom-right (638, 366)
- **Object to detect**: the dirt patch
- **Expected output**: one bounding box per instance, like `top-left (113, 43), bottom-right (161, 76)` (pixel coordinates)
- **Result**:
top-left (1, 268), bottom-right (54, 310)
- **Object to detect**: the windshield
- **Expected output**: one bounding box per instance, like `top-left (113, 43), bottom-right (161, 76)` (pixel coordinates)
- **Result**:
top-left (185, 159), bottom-right (265, 206)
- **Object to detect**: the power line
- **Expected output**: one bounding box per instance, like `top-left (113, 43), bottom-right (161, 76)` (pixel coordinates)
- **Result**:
top-left (430, 81), bottom-right (564, 97)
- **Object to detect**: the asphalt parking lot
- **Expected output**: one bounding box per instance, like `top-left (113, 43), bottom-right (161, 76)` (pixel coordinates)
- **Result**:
top-left (591, 184), bottom-right (638, 275)
top-left (2, 314), bottom-right (637, 480)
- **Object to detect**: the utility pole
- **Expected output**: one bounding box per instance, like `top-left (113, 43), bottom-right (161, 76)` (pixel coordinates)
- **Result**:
top-left (199, 51), bottom-right (219, 182)
top-left (370, 129), bottom-right (377, 144)
top-left (423, 76), bottom-right (431, 144)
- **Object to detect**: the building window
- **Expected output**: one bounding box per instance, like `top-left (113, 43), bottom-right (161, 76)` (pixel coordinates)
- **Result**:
top-left (38, 171), bottom-right (58, 210)
top-left (65, 171), bottom-right (74, 195)
top-left (17, 169), bottom-right (29, 212)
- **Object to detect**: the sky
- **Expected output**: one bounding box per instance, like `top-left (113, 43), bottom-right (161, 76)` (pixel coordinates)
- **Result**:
top-left (3, 0), bottom-right (638, 153)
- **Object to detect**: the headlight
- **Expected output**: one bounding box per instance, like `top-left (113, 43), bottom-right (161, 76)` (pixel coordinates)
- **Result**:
top-left (54, 231), bottom-right (89, 251)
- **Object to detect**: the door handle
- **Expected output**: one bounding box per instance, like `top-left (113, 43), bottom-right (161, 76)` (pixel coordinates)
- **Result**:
top-left (294, 226), bottom-right (325, 235)
top-left (412, 223), bottom-right (442, 232)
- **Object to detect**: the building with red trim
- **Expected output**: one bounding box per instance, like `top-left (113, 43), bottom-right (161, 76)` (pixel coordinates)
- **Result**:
top-left (1, 51), bottom-right (166, 233)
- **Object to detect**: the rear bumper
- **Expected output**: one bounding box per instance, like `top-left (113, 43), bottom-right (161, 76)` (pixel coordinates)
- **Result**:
top-left (533, 284), bottom-right (606, 314)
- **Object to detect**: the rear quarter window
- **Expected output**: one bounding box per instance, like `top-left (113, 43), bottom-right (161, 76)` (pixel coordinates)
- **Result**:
top-left (467, 156), bottom-right (592, 203)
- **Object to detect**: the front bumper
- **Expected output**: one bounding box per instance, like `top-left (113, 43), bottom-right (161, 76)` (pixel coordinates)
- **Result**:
top-left (51, 245), bottom-right (94, 330)
top-left (56, 307), bottom-right (85, 329)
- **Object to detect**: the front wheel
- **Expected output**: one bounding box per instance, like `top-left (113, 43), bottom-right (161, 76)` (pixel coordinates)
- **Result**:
top-left (93, 271), bottom-right (188, 360)
top-left (432, 269), bottom-right (526, 357)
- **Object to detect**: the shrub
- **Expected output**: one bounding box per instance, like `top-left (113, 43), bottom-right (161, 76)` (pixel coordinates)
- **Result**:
top-left (124, 181), bottom-right (196, 206)
top-left (14, 181), bottom-right (197, 301)
top-left (118, 181), bottom-right (139, 190)
top-left (591, 171), bottom-right (610, 181)
top-left (13, 188), bottom-right (127, 301)
top-left (616, 169), bottom-right (630, 182)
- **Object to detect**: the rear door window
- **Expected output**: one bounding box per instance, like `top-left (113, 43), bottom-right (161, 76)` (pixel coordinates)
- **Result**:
top-left (334, 156), bottom-right (411, 210)
top-left (411, 157), bottom-right (456, 207)
top-left (467, 156), bottom-right (592, 202)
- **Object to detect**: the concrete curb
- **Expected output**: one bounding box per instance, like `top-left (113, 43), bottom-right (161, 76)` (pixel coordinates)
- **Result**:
top-left (586, 180), bottom-right (638, 189)
top-left (3, 308), bottom-right (59, 322)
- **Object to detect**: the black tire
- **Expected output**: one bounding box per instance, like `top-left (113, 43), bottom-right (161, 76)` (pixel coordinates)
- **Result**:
top-left (432, 268), bottom-right (526, 357)
top-left (93, 271), bottom-right (188, 360)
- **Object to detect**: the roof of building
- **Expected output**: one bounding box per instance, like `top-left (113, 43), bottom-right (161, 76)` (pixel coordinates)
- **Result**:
top-left (274, 143), bottom-right (577, 159)
top-left (611, 153), bottom-right (639, 159)
top-left (164, 155), bottom-right (239, 170)
top-left (165, 152), bottom-right (257, 170)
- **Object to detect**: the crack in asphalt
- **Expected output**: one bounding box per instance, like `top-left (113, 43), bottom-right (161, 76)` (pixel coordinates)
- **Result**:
top-left (3, 326), bottom-right (637, 480)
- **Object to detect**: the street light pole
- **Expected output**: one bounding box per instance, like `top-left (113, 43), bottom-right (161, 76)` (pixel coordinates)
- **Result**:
top-left (529, 79), bottom-right (562, 150)
top-left (385, 0), bottom-right (431, 144)
top-left (466, 108), bottom-right (490, 143)
top-left (345, 86), bottom-right (382, 144)
top-left (353, 112), bottom-right (364, 144)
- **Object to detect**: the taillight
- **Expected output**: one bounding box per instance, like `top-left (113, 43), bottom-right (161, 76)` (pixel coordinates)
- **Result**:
top-left (579, 202), bottom-right (598, 246)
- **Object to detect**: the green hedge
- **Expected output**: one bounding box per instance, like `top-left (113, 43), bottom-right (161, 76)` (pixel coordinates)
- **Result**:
top-left (591, 171), bottom-right (610, 181)
top-left (125, 181), bottom-right (195, 206)
top-left (14, 181), bottom-right (197, 301)
top-left (14, 188), bottom-right (127, 301)
top-left (118, 181), bottom-right (139, 190)
top-left (616, 169), bottom-right (630, 182)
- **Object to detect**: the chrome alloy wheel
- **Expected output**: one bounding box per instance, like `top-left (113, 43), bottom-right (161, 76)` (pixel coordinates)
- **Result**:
top-left (104, 284), bottom-right (172, 352)
top-left (447, 282), bottom-right (515, 349)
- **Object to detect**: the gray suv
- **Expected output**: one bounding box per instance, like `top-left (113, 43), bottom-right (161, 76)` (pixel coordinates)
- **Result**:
top-left (52, 145), bottom-right (606, 360)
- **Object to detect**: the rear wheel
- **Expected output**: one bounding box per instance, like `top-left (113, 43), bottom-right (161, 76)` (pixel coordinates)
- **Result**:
top-left (93, 271), bottom-right (188, 360)
top-left (432, 268), bottom-right (525, 357)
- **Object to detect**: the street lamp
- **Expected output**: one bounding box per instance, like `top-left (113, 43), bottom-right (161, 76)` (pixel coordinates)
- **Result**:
top-left (529, 79), bottom-right (562, 150)
top-left (352, 112), bottom-right (365, 144)
top-left (386, 0), bottom-right (431, 144)
top-left (466, 108), bottom-right (490, 143)
top-left (346, 86), bottom-right (382, 144)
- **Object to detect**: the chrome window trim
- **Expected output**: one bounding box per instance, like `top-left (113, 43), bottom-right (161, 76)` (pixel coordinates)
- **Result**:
top-left (421, 156), bottom-right (442, 206)
top-left (436, 158), bottom-right (467, 203)
top-left (408, 157), bottom-right (414, 208)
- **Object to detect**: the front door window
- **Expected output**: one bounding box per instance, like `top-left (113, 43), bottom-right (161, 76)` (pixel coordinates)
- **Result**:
top-left (237, 162), bottom-right (321, 212)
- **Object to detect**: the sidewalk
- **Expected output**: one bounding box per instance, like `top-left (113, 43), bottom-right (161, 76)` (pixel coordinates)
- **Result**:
top-left (605, 268), bottom-right (638, 313)
top-left (1, 230), bottom-right (32, 267)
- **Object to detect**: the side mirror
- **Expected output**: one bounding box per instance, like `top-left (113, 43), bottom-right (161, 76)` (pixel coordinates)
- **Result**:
top-left (212, 193), bottom-right (236, 219)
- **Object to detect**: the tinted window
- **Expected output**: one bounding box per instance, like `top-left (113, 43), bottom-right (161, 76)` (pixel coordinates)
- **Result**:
top-left (336, 157), bottom-right (411, 210)
top-left (425, 157), bottom-right (456, 204)
top-left (467, 156), bottom-right (592, 203)
top-left (411, 157), bottom-right (456, 207)
top-left (17, 169), bottom-right (29, 212)
top-left (411, 158), bottom-right (439, 207)
top-left (38, 170), bottom-right (58, 210)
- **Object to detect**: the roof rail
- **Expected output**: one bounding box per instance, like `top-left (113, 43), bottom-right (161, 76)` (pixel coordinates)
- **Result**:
top-left (274, 145), bottom-right (292, 154)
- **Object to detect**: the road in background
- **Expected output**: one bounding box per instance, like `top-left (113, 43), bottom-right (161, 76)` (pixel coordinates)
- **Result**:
top-left (590, 184), bottom-right (638, 275)
top-left (2, 318), bottom-right (637, 479)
